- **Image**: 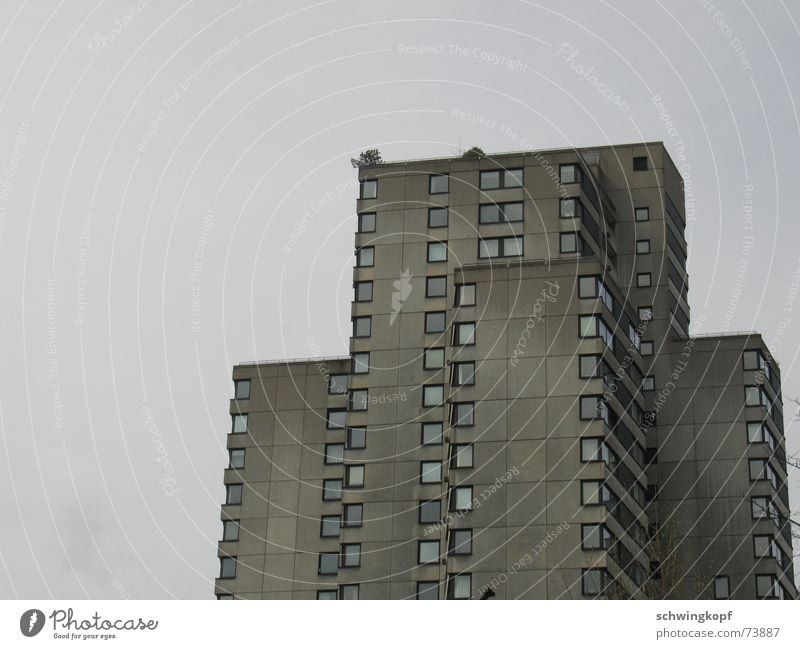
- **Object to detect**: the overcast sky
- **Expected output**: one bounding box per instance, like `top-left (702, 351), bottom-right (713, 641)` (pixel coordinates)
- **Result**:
top-left (0, 0), bottom-right (798, 599)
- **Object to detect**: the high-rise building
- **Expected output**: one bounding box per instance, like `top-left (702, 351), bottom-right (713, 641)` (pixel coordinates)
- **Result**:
top-left (215, 143), bottom-right (795, 600)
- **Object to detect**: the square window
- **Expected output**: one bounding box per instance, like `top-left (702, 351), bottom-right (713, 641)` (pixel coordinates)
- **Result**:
top-left (225, 483), bottom-right (242, 505)
top-left (448, 573), bottom-right (471, 599)
top-left (579, 355), bottom-right (599, 378)
top-left (756, 574), bottom-right (777, 598)
top-left (582, 524), bottom-right (612, 549)
top-left (559, 164), bottom-right (579, 185)
top-left (420, 461), bottom-right (442, 483)
top-left (429, 174), bottom-right (449, 194)
top-left (638, 306), bottom-right (653, 321)
top-left (352, 353), bottom-right (369, 374)
top-left (418, 540), bottom-right (440, 564)
top-left (426, 276), bottom-right (447, 297)
top-left (327, 408), bottom-right (347, 429)
top-left (640, 341), bottom-right (654, 356)
top-left (502, 235), bottom-right (523, 256)
top-left (416, 581), bottom-right (439, 600)
top-left (231, 413), bottom-right (248, 434)
top-left (317, 590), bottom-right (337, 600)
top-left (582, 569), bottom-right (604, 596)
top-left (419, 500), bottom-right (441, 523)
top-left (339, 584), bottom-right (359, 600)
top-left (452, 362), bottom-right (475, 386)
top-left (642, 376), bottom-right (655, 391)
top-left (359, 179), bottom-right (377, 199)
top-left (749, 458), bottom-right (766, 481)
top-left (320, 515), bottom-right (341, 537)
top-left (234, 379), bottom-right (250, 400)
top-left (560, 232), bottom-right (580, 253)
top-left (451, 444), bottom-right (473, 468)
top-left (421, 422), bottom-right (443, 445)
top-left (328, 374), bottom-right (348, 395)
top-left (352, 316), bottom-right (371, 338)
top-left (578, 276), bottom-right (597, 298)
top-left (347, 427), bottom-right (366, 449)
top-left (743, 350), bottom-right (760, 370)
top-left (581, 480), bottom-right (602, 505)
top-left (343, 503), bottom-right (363, 527)
top-left (325, 443), bottom-right (344, 465)
top-left (425, 311), bottom-right (446, 333)
top-left (323, 479), bottom-right (342, 501)
top-left (451, 486), bottom-right (473, 511)
top-left (560, 198), bottom-right (581, 218)
top-left (229, 449), bottom-right (245, 469)
top-left (356, 247), bottom-right (374, 267)
top-left (580, 395), bottom-right (603, 420)
top-left (345, 465), bottom-right (365, 488)
top-left (455, 284), bottom-right (476, 306)
top-left (579, 315), bottom-right (597, 337)
top-left (424, 347), bottom-right (445, 369)
top-left (634, 207), bottom-right (649, 222)
top-left (354, 281), bottom-right (373, 302)
top-left (753, 535), bottom-right (773, 558)
top-left (219, 556), bottom-right (236, 579)
top-left (318, 552), bottom-right (338, 575)
top-left (428, 207), bottom-right (448, 228)
top-left (478, 238), bottom-right (500, 258)
top-left (450, 529), bottom-right (472, 555)
top-left (423, 385), bottom-right (444, 407)
top-left (505, 168), bottom-right (523, 187)
top-left (637, 273), bottom-right (651, 288)
top-left (480, 170), bottom-right (500, 189)
top-left (427, 241), bottom-right (448, 262)
top-left (580, 438), bottom-right (602, 463)
top-left (747, 422), bottom-right (767, 444)
top-left (633, 156), bottom-right (648, 171)
top-left (349, 389), bottom-right (368, 411)
top-left (636, 239), bottom-right (651, 254)
top-left (358, 212), bottom-right (376, 232)
top-left (454, 322), bottom-right (475, 345)
top-left (451, 402), bottom-right (474, 427)
top-left (222, 520), bottom-right (240, 541)
top-left (341, 543), bottom-right (361, 568)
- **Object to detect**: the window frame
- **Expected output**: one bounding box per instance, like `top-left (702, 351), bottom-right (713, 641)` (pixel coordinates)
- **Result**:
top-left (359, 179), bottom-right (377, 199)
top-left (428, 206), bottom-right (448, 228)
top-left (318, 552), bottom-right (339, 575)
top-left (222, 519), bottom-right (240, 541)
top-left (354, 280), bottom-right (373, 302)
top-left (636, 272), bottom-right (652, 288)
top-left (452, 361), bottom-right (475, 386)
top-left (634, 206), bottom-right (650, 222)
top-left (453, 321), bottom-right (476, 346)
top-left (421, 422), bottom-right (444, 446)
top-left (231, 413), bottom-right (248, 434)
top-left (636, 239), bottom-right (651, 255)
top-left (328, 374), bottom-right (348, 395)
top-left (420, 461), bottom-right (443, 484)
top-left (425, 311), bottom-right (447, 333)
top-left (357, 211), bottom-right (376, 233)
top-left (427, 241), bottom-right (448, 263)
top-left (344, 464), bottom-right (365, 488)
top-left (322, 478), bottom-right (343, 501)
top-left (346, 427), bottom-right (366, 450)
top-left (419, 499), bottom-right (441, 524)
top-left (356, 246), bottom-right (374, 268)
top-left (455, 283), bottom-right (476, 306)
top-left (451, 402), bottom-right (474, 427)
top-left (324, 443), bottom-right (345, 465)
top-left (426, 275), bottom-right (448, 298)
top-left (228, 448), bottom-right (245, 469)
top-left (418, 540), bottom-right (440, 565)
top-left (352, 316), bottom-right (371, 338)
top-left (234, 379), bottom-right (250, 400)
top-left (478, 201), bottom-right (523, 224)
top-left (479, 168), bottom-right (522, 189)
top-left (343, 503), bottom-right (363, 528)
top-left (424, 347), bottom-right (445, 369)
top-left (422, 384), bottom-right (445, 407)
top-left (351, 352), bottom-right (369, 375)
top-left (320, 515), bottom-right (341, 538)
top-left (429, 173), bottom-right (449, 194)
top-left (225, 483), bottom-right (243, 505)
top-left (340, 543), bottom-right (361, 568)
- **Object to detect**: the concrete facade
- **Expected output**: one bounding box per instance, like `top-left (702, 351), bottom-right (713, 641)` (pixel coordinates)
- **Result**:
top-left (215, 143), bottom-right (795, 600)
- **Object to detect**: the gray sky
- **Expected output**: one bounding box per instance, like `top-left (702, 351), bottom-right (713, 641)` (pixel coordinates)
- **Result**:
top-left (0, 0), bottom-right (798, 599)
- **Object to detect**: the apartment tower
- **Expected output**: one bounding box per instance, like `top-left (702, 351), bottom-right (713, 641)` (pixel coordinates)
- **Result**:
top-left (215, 143), bottom-right (795, 600)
